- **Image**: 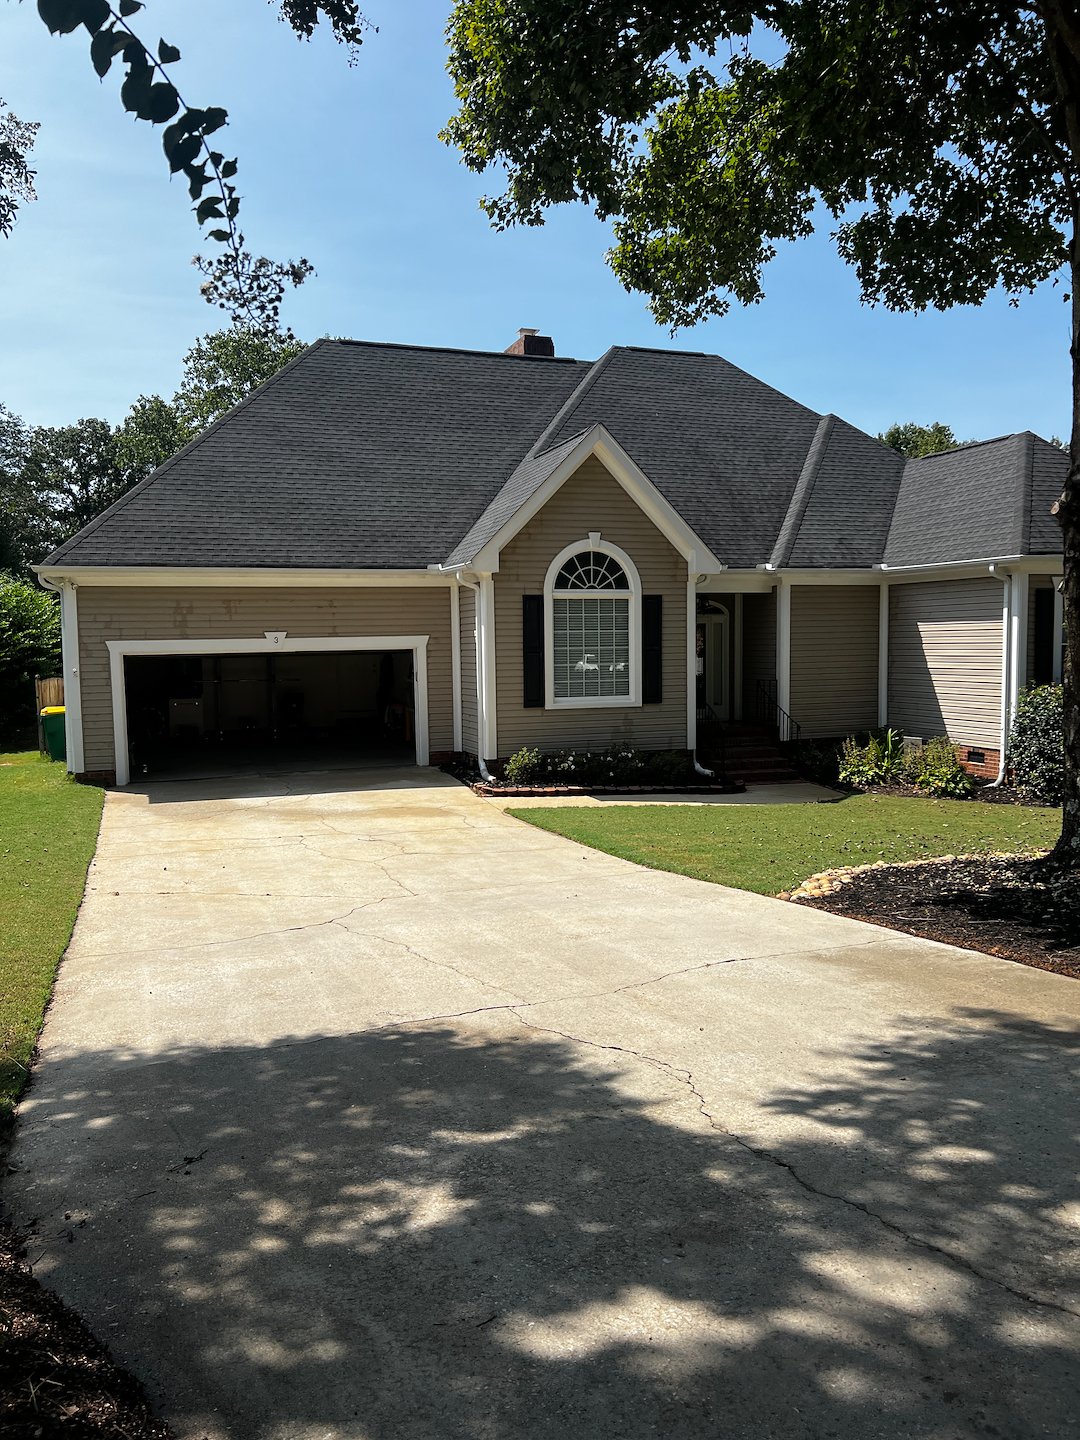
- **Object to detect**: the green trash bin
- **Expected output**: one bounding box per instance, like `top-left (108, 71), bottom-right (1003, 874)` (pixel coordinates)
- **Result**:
top-left (40, 705), bottom-right (66, 763)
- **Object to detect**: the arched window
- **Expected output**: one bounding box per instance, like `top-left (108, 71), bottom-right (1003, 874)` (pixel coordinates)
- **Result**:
top-left (544, 539), bottom-right (641, 707)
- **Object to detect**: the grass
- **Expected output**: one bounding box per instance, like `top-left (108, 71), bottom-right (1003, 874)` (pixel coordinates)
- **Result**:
top-left (509, 792), bottom-right (1062, 896)
top-left (0, 752), bottom-right (103, 1126)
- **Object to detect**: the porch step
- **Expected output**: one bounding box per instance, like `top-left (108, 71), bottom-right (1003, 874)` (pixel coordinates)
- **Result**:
top-left (701, 721), bottom-right (803, 786)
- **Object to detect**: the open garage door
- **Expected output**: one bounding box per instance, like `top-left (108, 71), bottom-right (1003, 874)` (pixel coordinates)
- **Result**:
top-left (122, 646), bottom-right (420, 781)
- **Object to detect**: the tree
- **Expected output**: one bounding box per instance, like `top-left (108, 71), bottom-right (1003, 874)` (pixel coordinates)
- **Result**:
top-left (443, 0), bottom-right (1080, 862)
top-left (7, 2), bottom-right (372, 328)
top-left (0, 98), bottom-right (38, 238)
top-left (173, 327), bottom-right (307, 433)
top-left (0, 405), bottom-right (34, 575)
top-left (879, 422), bottom-right (961, 459)
top-left (114, 393), bottom-right (189, 480)
top-left (0, 574), bottom-right (60, 742)
top-left (18, 418), bottom-right (129, 557)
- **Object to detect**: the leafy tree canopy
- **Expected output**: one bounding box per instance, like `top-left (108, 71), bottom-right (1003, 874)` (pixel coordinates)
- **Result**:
top-left (174, 327), bottom-right (307, 434)
top-left (443, 1), bottom-right (1069, 329)
top-left (878, 421), bottom-right (961, 458)
top-left (0, 574), bottom-right (61, 739)
top-left (5, 2), bottom-right (371, 327)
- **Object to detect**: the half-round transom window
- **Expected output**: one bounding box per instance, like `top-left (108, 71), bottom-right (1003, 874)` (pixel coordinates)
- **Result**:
top-left (553, 550), bottom-right (630, 592)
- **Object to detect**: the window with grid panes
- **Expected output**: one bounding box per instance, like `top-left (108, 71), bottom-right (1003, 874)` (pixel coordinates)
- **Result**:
top-left (550, 550), bottom-right (631, 700)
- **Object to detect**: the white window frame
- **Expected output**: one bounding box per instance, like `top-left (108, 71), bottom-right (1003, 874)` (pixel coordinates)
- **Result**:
top-left (543, 538), bottom-right (642, 709)
top-left (107, 633), bottom-right (430, 786)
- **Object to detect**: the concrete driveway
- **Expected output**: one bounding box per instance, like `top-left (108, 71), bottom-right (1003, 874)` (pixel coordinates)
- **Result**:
top-left (7, 767), bottom-right (1080, 1439)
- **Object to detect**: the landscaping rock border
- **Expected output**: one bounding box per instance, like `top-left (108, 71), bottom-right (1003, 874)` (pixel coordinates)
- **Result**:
top-left (781, 849), bottom-right (1045, 902)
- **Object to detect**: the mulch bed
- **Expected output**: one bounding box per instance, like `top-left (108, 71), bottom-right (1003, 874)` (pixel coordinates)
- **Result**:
top-left (797, 853), bottom-right (1080, 978)
top-left (473, 781), bottom-right (743, 797)
top-left (0, 1221), bottom-right (171, 1439)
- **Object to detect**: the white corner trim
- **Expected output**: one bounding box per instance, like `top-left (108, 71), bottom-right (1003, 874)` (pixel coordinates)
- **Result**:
top-left (543, 538), bottom-right (642, 711)
top-left (776, 578), bottom-right (792, 715)
top-left (106, 634), bottom-right (431, 787)
top-left (469, 425), bottom-right (724, 574)
top-left (878, 581), bottom-right (890, 728)
top-left (477, 575), bottom-right (498, 760)
top-left (59, 581), bottom-right (84, 775)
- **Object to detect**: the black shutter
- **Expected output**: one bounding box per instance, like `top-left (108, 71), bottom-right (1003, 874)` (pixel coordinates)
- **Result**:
top-left (642, 595), bottom-right (663, 704)
top-left (523, 594), bottom-right (545, 707)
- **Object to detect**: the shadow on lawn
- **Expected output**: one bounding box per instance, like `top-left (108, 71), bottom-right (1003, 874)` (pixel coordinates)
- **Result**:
top-left (8, 1010), bottom-right (1080, 1439)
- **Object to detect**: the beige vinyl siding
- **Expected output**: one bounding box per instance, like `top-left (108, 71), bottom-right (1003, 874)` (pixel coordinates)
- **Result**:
top-left (77, 585), bottom-right (454, 771)
top-left (458, 584), bottom-right (478, 755)
top-left (494, 455), bottom-right (688, 755)
top-left (789, 585), bottom-right (879, 737)
top-left (741, 589), bottom-right (776, 715)
top-left (887, 578), bottom-right (1003, 747)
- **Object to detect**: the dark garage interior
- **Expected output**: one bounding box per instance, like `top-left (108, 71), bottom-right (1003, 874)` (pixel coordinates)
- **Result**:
top-left (124, 649), bottom-right (416, 779)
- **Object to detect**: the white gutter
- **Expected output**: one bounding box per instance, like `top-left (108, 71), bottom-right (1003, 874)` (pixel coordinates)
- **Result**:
top-left (876, 555), bottom-right (1024, 574)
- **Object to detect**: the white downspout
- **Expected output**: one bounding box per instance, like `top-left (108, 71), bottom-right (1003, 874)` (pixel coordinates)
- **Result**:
top-left (987, 566), bottom-right (1011, 787)
top-left (455, 571), bottom-right (493, 782)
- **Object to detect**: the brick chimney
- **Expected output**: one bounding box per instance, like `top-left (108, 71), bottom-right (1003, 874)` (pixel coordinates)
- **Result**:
top-left (505, 327), bottom-right (555, 357)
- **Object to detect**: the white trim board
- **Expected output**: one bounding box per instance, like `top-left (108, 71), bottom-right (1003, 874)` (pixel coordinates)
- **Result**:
top-left (36, 567), bottom-right (453, 589)
top-left (106, 634), bottom-right (431, 787)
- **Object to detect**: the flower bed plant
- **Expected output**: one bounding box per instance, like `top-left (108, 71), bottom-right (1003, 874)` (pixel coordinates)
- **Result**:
top-left (479, 744), bottom-right (741, 795)
top-left (838, 729), bottom-right (972, 798)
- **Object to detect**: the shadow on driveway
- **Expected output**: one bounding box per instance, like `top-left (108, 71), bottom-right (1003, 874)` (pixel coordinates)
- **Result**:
top-left (11, 1009), bottom-right (1079, 1439)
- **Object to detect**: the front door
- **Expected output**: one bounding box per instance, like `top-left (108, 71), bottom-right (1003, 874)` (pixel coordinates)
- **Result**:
top-left (695, 611), bottom-right (730, 721)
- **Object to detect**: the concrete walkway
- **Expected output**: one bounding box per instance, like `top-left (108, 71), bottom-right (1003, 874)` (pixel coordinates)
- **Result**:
top-left (7, 767), bottom-right (1080, 1440)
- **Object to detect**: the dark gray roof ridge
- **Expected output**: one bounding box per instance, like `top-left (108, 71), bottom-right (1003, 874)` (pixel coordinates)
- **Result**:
top-left (901, 432), bottom-right (1030, 463)
top-left (769, 414), bottom-right (835, 569)
top-left (41, 338), bottom-right (332, 567)
top-left (521, 347), bottom-right (620, 461)
top-left (332, 335), bottom-right (586, 365)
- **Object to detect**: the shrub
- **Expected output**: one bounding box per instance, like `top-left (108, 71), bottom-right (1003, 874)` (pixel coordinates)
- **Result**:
top-left (789, 739), bottom-right (842, 787)
top-left (1009, 684), bottom-right (1064, 804)
top-left (838, 728), bottom-right (908, 788)
top-left (650, 749), bottom-right (696, 784)
top-left (503, 746), bottom-right (543, 784)
top-left (909, 736), bottom-right (973, 798)
top-left (0, 574), bottom-right (61, 744)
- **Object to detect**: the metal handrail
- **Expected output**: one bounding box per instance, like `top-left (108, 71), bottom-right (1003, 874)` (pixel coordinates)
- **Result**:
top-left (754, 679), bottom-right (802, 745)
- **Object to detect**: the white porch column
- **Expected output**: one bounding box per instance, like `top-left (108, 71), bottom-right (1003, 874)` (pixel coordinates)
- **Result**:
top-left (775, 577), bottom-right (791, 716)
top-left (58, 580), bottom-right (84, 775)
top-left (1053, 576), bottom-right (1064, 683)
top-left (685, 560), bottom-right (698, 750)
top-left (450, 581), bottom-right (462, 753)
top-left (1007, 571), bottom-right (1029, 719)
top-left (733, 593), bottom-right (744, 721)
top-left (878, 581), bottom-right (890, 727)
top-left (477, 573), bottom-right (498, 761)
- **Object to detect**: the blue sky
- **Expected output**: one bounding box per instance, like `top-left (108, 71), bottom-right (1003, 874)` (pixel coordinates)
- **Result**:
top-left (1, 0), bottom-right (1071, 439)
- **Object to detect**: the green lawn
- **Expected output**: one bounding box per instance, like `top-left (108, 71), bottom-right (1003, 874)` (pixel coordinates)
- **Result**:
top-left (509, 793), bottom-right (1062, 896)
top-left (0, 752), bottom-right (103, 1124)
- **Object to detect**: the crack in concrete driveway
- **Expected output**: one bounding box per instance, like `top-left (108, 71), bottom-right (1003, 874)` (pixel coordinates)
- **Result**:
top-left (6, 765), bottom-right (1080, 1440)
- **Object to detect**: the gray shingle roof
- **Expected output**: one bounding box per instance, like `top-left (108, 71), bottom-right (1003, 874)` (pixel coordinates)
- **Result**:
top-left (884, 434), bottom-right (1064, 567)
top-left (43, 336), bottom-right (1064, 573)
top-left (444, 428), bottom-right (593, 568)
top-left (45, 339), bottom-right (592, 569)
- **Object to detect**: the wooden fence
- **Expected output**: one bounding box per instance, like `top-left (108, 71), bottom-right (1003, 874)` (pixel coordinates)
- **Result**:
top-left (34, 675), bottom-right (64, 754)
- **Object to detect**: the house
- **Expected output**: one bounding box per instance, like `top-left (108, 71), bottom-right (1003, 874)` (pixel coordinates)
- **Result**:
top-left (36, 330), bottom-right (1066, 787)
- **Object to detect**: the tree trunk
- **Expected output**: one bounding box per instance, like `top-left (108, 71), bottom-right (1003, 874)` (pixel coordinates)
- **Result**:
top-left (1052, 227), bottom-right (1080, 861)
